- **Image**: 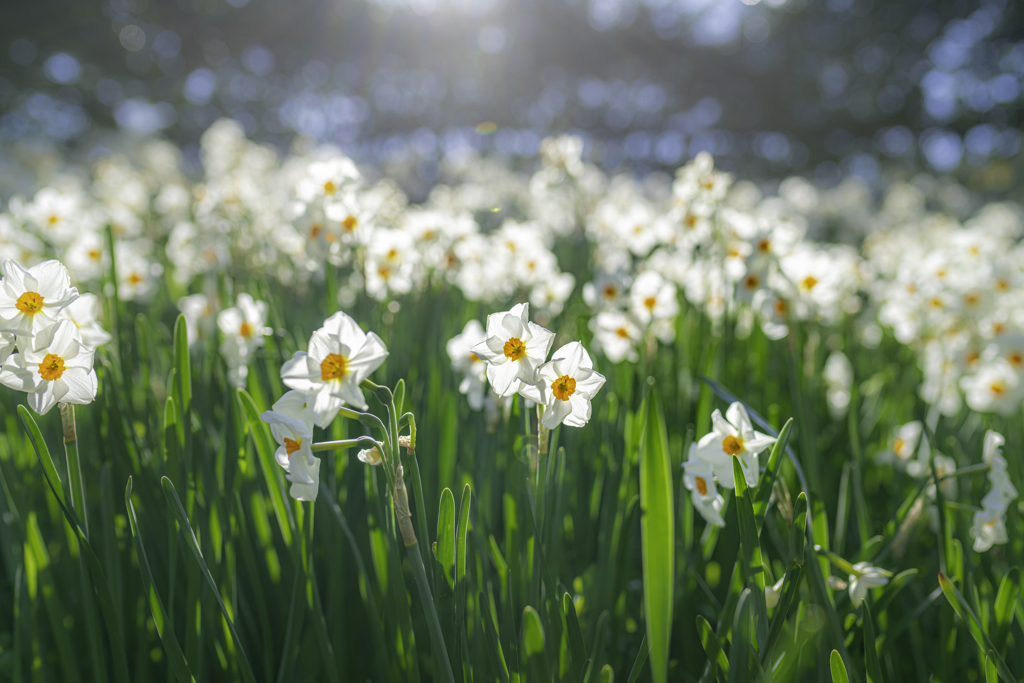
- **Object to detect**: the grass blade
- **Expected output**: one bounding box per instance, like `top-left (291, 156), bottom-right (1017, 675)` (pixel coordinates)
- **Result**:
top-left (830, 650), bottom-right (850, 683)
top-left (697, 615), bottom-right (730, 680)
top-left (752, 418), bottom-right (793, 528)
top-left (161, 476), bottom-right (258, 683)
top-left (564, 593), bottom-right (588, 683)
top-left (124, 477), bottom-right (196, 683)
top-left (862, 601), bottom-right (883, 683)
top-left (237, 388), bottom-right (295, 547)
top-left (638, 381), bottom-right (674, 683)
top-left (732, 457), bottom-right (769, 648)
top-left (937, 573), bottom-right (1015, 683)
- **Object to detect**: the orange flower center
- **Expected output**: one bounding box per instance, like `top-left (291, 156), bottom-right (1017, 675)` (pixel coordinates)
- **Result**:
top-left (774, 298), bottom-right (788, 316)
top-left (239, 321), bottom-right (254, 338)
top-left (88, 249), bottom-right (102, 261)
top-left (643, 296), bottom-right (657, 310)
top-left (342, 215), bottom-right (358, 232)
top-left (38, 353), bottom-right (65, 381)
top-left (310, 223), bottom-right (323, 239)
top-left (284, 437), bottom-right (302, 455)
top-left (323, 180), bottom-right (337, 195)
top-left (1008, 351), bottom-right (1023, 368)
top-left (802, 276), bottom-right (818, 291)
top-left (893, 437), bottom-right (906, 457)
top-left (602, 284), bottom-right (618, 299)
top-left (722, 435), bottom-right (744, 456)
top-left (990, 381), bottom-right (1006, 397)
top-left (503, 337), bottom-right (526, 361)
top-left (128, 272), bottom-right (143, 285)
top-left (695, 476), bottom-right (708, 496)
top-left (744, 275), bottom-right (759, 289)
top-left (16, 291), bottom-right (44, 314)
top-left (320, 353), bottom-right (348, 381)
top-left (551, 374), bottom-right (576, 401)
top-left (615, 327), bottom-right (630, 338)
top-left (468, 352), bottom-right (480, 363)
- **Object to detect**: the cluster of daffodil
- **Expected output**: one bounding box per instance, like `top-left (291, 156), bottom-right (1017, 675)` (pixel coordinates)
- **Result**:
top-left (3, 119), bottom-right (1024, 424)
top-left (0, 258), bottom-right (107, 415)
top-left (257, 310), bottom-right (388, 501)
top-left (448, 303), bottom-right (606, 434)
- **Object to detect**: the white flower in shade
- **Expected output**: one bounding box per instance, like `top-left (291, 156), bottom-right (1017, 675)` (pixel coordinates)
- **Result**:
top-left (848, 563), bottom-right (889, 607)
top-left (981, 430), bottom-right (1018, 510)
top-left (260, 391), bottom-right (319, 501)
top-left (65, 231), bottom-right (107, 282)
top-left (590, 310), bottom-right (641, 363)
top-left (694, 403), bottom-right (776, 489)
top-left (218, 293), bottom-right (269, 361)
top-left (960, 360), bottom-right (1022, 416)
top-left (280, 311), bottom-right (388, 427)
top-left (888, 421), bottom-right (922, 462)
top-left (970, 507), bottom-right (1009, 552)
top-left (471, 303), bottom-right (555, 398)
top-left (115, 242), bottom-right (157, 302)
top-left (58, 294), bottom-right (112, 349)
top-left (683, 455), bottom-right (726, 527)
top-left (0, 259), bottom-right (79, 338)
top-left (532, 341), bottom-right (606, 429)
top-left (629, 270), bottom-right (679, 326)
top-left (446, 319), bottom-right (488, 410)
top-left (178, 293), bottom-right (215, 346)
top-left (765, 575), bottom-right (786, 610)
top-left (0, 320), bottom-right (97, 415)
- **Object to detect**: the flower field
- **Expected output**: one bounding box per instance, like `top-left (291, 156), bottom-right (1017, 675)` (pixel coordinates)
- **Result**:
top-left (0, 119), bottom-right (1022, 683)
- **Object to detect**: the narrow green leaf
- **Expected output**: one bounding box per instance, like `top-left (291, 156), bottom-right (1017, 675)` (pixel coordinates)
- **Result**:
top-left (17, 406), bottom-right (65, 506)
top-left (479, 590), bottom-right (509, 683)
top-left (752, 418), bottom-right (793, 527)
top-left (625, 633), bottom-right (649, 683)
top-left (862, 602), bottom-right (884, 683)
top-left (830, 650), bottom-right (850, 683)
top-left (696, 615), bottom-right (730, 679)
top-left (124, 477), bottom-right (196, 683)
top-left (992, 567), bottom-right (1019, 650)
top-left (599, 664), bottom-right (614, 683)
top-left (762, 565), bottom-right (803, 665)
top-left (937, 573), bottom-right (1015, 683)
top-left (563, 593), bottom-right (588, 683)
top-left (456, 484), bottom-right (471, 583)
top-left (733, 457), bottom-right (769, 647)
top-left (985, 652), bottom-right (998, 683)
top-left (638, 382), bottom-right (674, 683)
top-left (791, 493), bottom-right (808, 565)
top-left (173, 313), bottom-right (193, 465)
top-left (728, 589), bottom-right (754, 683)
top-left (436, 488), bottom-right (456, 589)
top-left (161, 476), bottom-right (258, 683)
top-left (812, 496), bottom-right (831, 589)
top-left (523, 605), bottom-right (552, 683)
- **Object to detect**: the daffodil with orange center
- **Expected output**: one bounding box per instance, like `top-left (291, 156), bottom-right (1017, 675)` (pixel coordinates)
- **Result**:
top-left (682, 452), bottom-right (726, 527)
top-left (260, 390), bottom-right (321, 502)
top-left (472, 303), bottom-right (554, 398)
top-left (530, 341), bottom-right (606, 429)
top-left (0, 259), bottom-right (79, 338)
top-left (281, 311), bottom-right (388, 427)
top-left (693, 402), bottom-right (776, 489)
top-left (0, 319), bottom-right (97, 416)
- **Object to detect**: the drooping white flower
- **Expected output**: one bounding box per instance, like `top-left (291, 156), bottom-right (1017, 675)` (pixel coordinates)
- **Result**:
top-left (970, 507), bottom-right (1009, 552)
top-left (848, 562), bottom-right (889, 607)
top-left (446, 319), bottom-right (488, 410)
top-left (889, 421), bottom-right (923, 462)
top-left (357, 447), bottom-right (382, 466)
top-left (59, 294), bottom-right (112, 349)
top-left (532, 341), bottom-right (606, 429)
top-left (260, 391), bottom-right (319, 501)
top-left (280, 311), bottom-right (388, 427)
top-left (471, 303), bottom-right (555, 397)
top-left (0, 259), bottom-right (79, 338)
top-left (682, 456), bottom-right (726, 528)
top-left (0, 320), bottom-right (97, 415)
top-left (694, 403), bottom-right (776, 489)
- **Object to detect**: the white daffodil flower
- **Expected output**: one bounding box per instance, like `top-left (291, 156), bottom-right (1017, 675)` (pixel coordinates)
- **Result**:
top-left (682, 456), bottom-right (726, 528)
top-left (280, 311), bottom-right (388, 427)
top-left (218, 293), bottom-right (270, 387)
top-left (0, 320), bottom-right (97, 415)
top-left (970, 507), bottom-right (1009, 552)
top-left (260, 391), bottom-right (319, 501)
top-left (446, 319), bottom-right (488, 410)
top-left (694, 403), bottom-right (776, 489)
top-left (848, 562), bottom-right (889, 607)
top-left (59, 294), bottom-right (112, 349)
top-left (532, 341), bottom-right (606, 429)
top-left (765, 575), bottom-right (786, 610)
top-left (0, 259), bottom-right (79, 339)
top-left (0, 332), bottom-right (15, 365)
top-left (471, 303), bottom-right (554, 397)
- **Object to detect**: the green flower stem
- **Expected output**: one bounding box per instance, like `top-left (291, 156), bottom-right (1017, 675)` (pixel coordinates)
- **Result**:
top-left (405, 538), bottom-right (456, 683)
top-left (814, 546), bottom-right (857, 576)
top-left (310, 437), bottom-right (381, 453)
top-left (60, 404), bottom-right (88, 538)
